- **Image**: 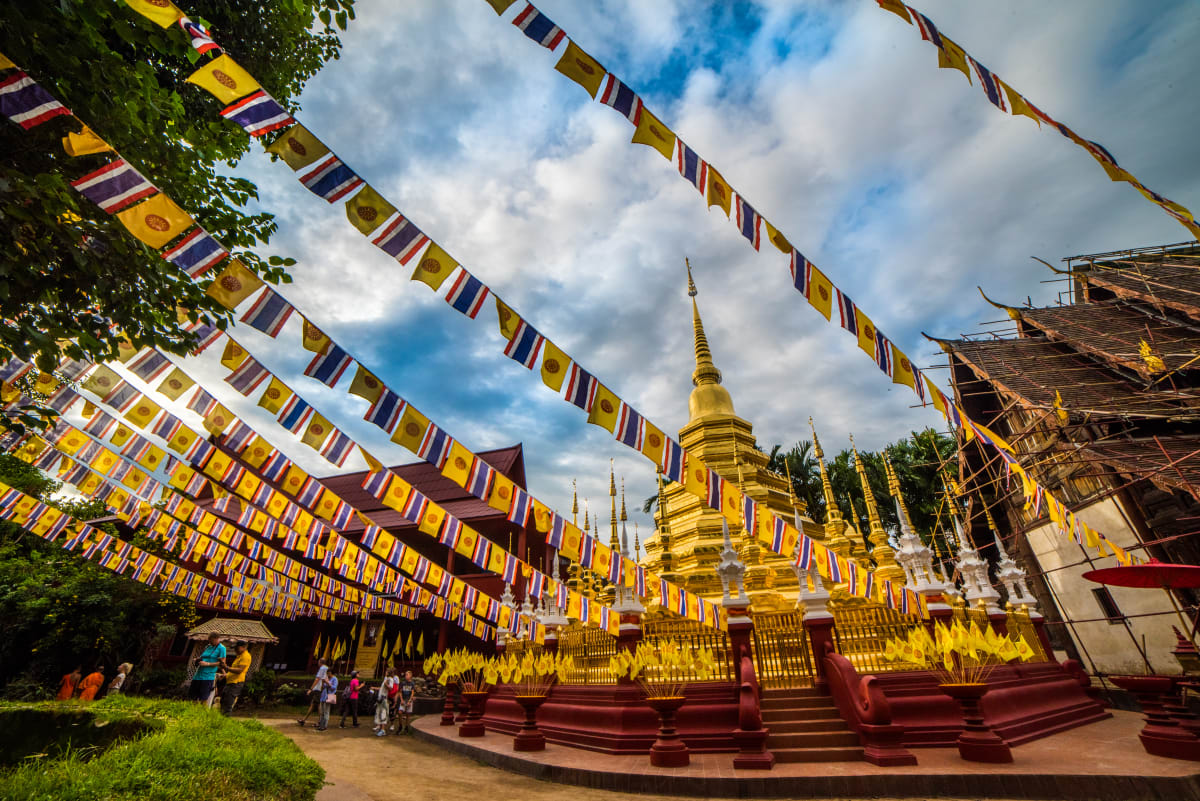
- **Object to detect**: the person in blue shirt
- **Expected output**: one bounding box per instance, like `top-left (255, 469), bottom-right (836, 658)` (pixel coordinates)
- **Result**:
top-left (189, 632), bottom-right (227, 704)
top-left (316, 672), bottom-right (338, 731)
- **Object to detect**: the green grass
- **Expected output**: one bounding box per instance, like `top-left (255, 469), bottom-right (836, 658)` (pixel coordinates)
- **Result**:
top-left (0, 696), bottom-right (324, 801)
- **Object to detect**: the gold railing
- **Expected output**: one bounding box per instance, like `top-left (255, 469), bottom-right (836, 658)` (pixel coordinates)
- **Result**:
top-left (503, 637), bottom-right (542, 656)
top-left (643, 616), bottom-right (734, 683)
top-left (832, 604), bottom-right (925, 674)
top-left (1007, 606), bottom-right (1049, 661)
top-left (557, 622), bottom-right (618, 685)
top-left (751, 611), bottom-right (815, 689)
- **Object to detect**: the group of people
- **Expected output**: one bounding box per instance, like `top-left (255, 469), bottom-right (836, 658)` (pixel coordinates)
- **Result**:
top-left (296, 658), bottom-right (416, 736)
top-left (56, 663), bottom-right (132, 701)
top-left (188, 632), bottom-right (253, 716)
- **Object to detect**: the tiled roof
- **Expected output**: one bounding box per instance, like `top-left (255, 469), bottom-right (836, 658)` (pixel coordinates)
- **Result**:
top-left (1083, 248), bottom-right (1200, 318)
top-left (186, 616), bottom-right (278, 642)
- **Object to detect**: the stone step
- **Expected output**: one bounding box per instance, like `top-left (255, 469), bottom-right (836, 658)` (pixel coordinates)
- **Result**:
top-left (760, 696), bottom-right (834, 711)
top-left (761, 703), bottom-right (839, 718)
top-left (771, 745), bottom-right (866, 763)
top-left (762, 687), bottom-right (825, 699)
top-left (762, 717), bottom-right (848, 733)
top-left (766, 730), bottom-right (862, 749)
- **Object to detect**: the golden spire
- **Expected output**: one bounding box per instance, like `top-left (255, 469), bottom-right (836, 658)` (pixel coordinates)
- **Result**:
top-left (809, 418), bottom-right (841, 522)
top-left (687, 258), bottom-right (721, 388)
top-left (850, 435), bottom-right (882, 533)
top-left (883, 451), bottom-right (911, 524)
top-left (620, 478), bottom-right (628, 522)
top-left (852, 437), bottom-right (903, 580)
top-left (583, 499), bottom-right (590, 533)
top-left (571, 480), bottom-right (578, 526)
top-left (634, 522), bottom-right (641, 560)
top-left (609, 460), bottom-right (619, 552)
top-left (783, 457), bottom-right (799, 510)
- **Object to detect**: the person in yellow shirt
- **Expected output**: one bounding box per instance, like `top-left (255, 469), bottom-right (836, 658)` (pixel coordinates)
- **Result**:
top-left (219, 641), bottom-right (253, 716)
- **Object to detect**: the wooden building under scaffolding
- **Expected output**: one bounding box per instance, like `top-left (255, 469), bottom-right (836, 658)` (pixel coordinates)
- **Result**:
top-left (934, 240), bottom-right (1200, 675)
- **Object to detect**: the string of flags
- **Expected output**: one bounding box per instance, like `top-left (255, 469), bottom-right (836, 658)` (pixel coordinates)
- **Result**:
top-left (877, 1), bottom-right (1199, 240)
top-left (103, 2), bottom-right (925, 618)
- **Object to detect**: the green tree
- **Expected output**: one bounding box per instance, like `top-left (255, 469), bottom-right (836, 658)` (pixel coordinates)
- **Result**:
top-left (0, 454), bottom-right (197, 696)
top-left (0, 0), bottom-right (354, 431)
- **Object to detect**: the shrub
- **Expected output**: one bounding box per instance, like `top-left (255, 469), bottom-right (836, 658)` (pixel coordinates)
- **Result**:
top-left (0, 696), bottom-right (324, 801)
top-left (242, 668), bottom-right (277, 707)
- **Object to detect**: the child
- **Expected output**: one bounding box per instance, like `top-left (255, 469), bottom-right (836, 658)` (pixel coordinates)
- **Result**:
top-left (373, 668), bottom-right (396, 737)
top-left (395, 669), bottom-right (416, 734)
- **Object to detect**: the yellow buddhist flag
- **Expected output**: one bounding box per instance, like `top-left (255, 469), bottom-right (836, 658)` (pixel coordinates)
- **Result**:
top-left (235, 470), bottom-right (262, 500)
top-left (220, 339), bottom-right (248, 371)
top-left (136, 443), bottom-right (166, 472)
top-left (300, 317), bottom-right (330, 354)
top-left (281, 465), bottom-right (308, 496)
top-left (631, 107), bottom-right (675, 161)
top-left (1139, 339), bottom-right (1167, 374)
top-left (205, 260), bottom-right (263, 310)
top-left (203, 404), bottom-right (233, 436)
top-left (347, 365), bottom-right (385, 404)
top-left (0, 52), bottom-right (15, 71)
top-left (496, 298), bottom-right (520, 340)
top-left (444, 440), bottom-right (475, 487)
top-left (763, 221), bottom-right (791, 254)
top-left (166, 426), bottom-right (199, 456)
top-left (560, 522), bottom-right (582, 562)
top-left (410, 242), bottom-right (457, 291)
top-left (266, 123), bottom-right (329, 170)
top-left (706, 167), bottom-right (732, 217)
top-left (91, 449), bottom-right (118, 474)
top-left (390, 405), bottom-right (430, 453)
top-left (937, 36), bottom-right (972, 82)
top-left (383, 476), bottom-right (411, 513)
top-left (855, 310), bottom-right (877, 358)
top-left (484, 0), bottom-right (517, 13)
top-left (640, 422), bottom-right (666, 467)
top-left (344, 185), bottom-right (396, 235)
top-left (488, 471), bottom-right (516, 514)
top-left (62, 125), bottom-right (112, 157)
top-left (586, 383), bottom-right (621, 433)
top-left (890, 345), bottom-right (921, 395)
top-left (554, 40), bottom-right (605, 98)
top-left (998, 80), bottom-right (1039, 127)
top-left (486, 546), bottom-right (507, 576)
top-left (186, 54), bottom-right (259, 104)
top-left (157, 367), bottom-right (194, 401)
top-left (876, 0), bottom-right (911, 23)
top-left (124, 0), bottom-right (183, 26)
top-left (455, 525), bottom-right (479, 560)
top-left (419, 503), bottom-right (445, 538)
top-left (242, 437), bottom-right (273, 469)
top-left (169, 466), bottom-right (199, 496)
top-left (684, 459), bottom-right (708, 501)
top-left (114, 335), bottom-right (139, 363)
top-left (115, 193), bottom-right (193, 249)
top-left (124, 396), bottom-right (161, 428)
top-left (531, 499), bottom-right (552, 533)
top-left (539, 339), bottom-right (570, 392)
top-left (301, 414), bottom-right (332, 450)
top-left (721, 482), bottom-right (742, 524)
top-left (359, 446), bottom-right (384, 473)
top-left (258, 377), bottom-right (291, 414)
top-left (805, 264), bottom-right (834, 320)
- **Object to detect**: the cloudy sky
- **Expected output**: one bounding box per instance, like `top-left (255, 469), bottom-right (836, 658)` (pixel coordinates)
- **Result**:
top-left (163, 0), bottom-right (1200, 532)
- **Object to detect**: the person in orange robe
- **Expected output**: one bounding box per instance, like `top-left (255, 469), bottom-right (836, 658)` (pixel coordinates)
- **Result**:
top-left (77, 666), bottom-right (105, 701)
top-left (56, 666), bottom-right (82, 700)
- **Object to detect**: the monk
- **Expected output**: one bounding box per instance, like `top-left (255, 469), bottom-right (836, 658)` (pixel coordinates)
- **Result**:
top-left (77, 666), bottom-right (105, 701)
top-left (56, 666), bottom-right (82, 700)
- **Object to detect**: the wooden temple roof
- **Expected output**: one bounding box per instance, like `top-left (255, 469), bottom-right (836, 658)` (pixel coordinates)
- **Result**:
top-left (1079, 435), bottom-right (1200, 499)
top-left (945, 338), bottom-right (1200, 422)
top-left (1082, 249), bottom-right (1200, 319)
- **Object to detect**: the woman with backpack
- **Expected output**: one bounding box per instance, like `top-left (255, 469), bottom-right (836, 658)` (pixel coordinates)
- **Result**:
top-left (373, 668), bottom-right (396, 737)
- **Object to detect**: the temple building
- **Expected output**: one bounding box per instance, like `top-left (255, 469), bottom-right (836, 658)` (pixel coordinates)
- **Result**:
top-left (936, 240), bottom-right (1200, 674)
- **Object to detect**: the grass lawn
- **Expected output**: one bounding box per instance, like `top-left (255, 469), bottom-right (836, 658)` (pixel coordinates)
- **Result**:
top-left (0, 695), bottom-right (324, 801)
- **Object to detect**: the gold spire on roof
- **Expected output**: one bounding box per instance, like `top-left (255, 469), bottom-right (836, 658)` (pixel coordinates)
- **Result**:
top-left (850, 435), bottom-right (882, 533)
top-left (883, 451), bottom-right (911, 524)
top-left (634, 522), bottom-right (641, 559)
top-left (686, 259), bottom-right (735, 420)
top-left (810, 418), bottom-right (841, 521)
top-left (609, 460), bottom-right (619, 551)
top-left (620, 478), bottom-right (628, 522)
top-left (852, 436), bottom-right (903, 580)
top-left (571, 479), bottom-right (578, 526)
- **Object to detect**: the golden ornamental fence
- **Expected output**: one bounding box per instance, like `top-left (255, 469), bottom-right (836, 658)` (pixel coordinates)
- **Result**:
top-left (750, 611), bottom-right (816, 689)
top-left (503, 637), bottom-right (542, 656)
top-left (831, 604), bottom-right (926, 675)
top-left (557, 622), bottom-right (618, 685)
top-left (642, 615), bottom-right (735, 683)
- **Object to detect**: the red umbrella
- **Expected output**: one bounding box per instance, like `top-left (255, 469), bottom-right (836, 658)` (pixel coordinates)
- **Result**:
top-left (1083, 560), bottom-right (1200, 649)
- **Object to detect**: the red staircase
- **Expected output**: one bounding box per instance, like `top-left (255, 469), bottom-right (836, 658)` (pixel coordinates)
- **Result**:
top-left (760, 687), bottom-right (864, 763)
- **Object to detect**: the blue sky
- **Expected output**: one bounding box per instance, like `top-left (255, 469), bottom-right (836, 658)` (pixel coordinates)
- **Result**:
top-left (124, 0), bottom-right (1200, 532)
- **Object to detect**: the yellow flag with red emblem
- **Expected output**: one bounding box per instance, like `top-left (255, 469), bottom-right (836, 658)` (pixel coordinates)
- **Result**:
top-left (186, 54), bottom-right (259, 104)
top-left (116, 193), bottom-right (193, 249)
top-left (410, 242), bottom-right (456, 291)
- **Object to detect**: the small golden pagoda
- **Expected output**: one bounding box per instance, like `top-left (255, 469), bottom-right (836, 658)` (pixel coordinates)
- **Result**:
top-left (638, 264), bottom-right (826, 612)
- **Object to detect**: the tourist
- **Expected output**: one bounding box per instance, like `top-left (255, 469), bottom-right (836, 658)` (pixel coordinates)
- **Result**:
top-left (220, 641), bottom-right (252, 717)
top-left (108, 663), bottom-right (132, 694)
top-left (316, 672), bottom-right (338, 731)
top-left (395, 669), bottom-right (415, 734)
top-left (56, 666), bottom-right (82, 700)
top-left (190, 632), bottom-right (226, 703)
top-left (297, 657), bottom-right (329, 726)
top-left (338, 669), bottom-right (361, 728)
top-left (373, 668), bottom-right (396, 737)
top-left (77, 666), bottom-right (105, 701)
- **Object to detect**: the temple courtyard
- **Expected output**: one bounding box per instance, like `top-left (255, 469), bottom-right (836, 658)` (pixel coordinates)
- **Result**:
top-left (268, 711), bottom-right (1199, 801)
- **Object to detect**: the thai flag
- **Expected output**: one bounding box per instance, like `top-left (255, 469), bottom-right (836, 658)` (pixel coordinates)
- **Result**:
top-left (364, 388), bottom-right (404, 433)
top-left (743, 494), bottom-right (758, 539)
top-left (467, 458), bottom-right (494, 499)
top-left (470, 536), bottom-right (491, 569)
top-left (578, 535), bottom-right (596, 569)
top-left (401, 489), bottom-right (428, 525)
top-left (178, 16), bottom-right (220, 54)
top-left (512, 3), bottom-right (565, 49)
top-left (863, 570), bottom-right (875, 601)
top-left (835, 289), bottom-right (857, 334)
top-left (304, 343), bottom-right (353, 387)
top-left (945, 398), bottom-right (962, 429)
top-left (227, 355), bottom-right (271, 396)
top-left (330, 499), bottom-right (354, 530)
top-left (47, 385), bottom-right (80, 414)
top-left (261, 451), bottom-right (290, 482)
top-left (186, 321), bottom-right (224, 354)
top-left (122, 436), bottom-right (153, 462)
top-left (564, 363), bottom-right (598, 411)
top-left (261, 517), bottom-right (280, 540)
top-left (371, 213), bottom-right (429, 265)
top-left (632, 565), bottom-right (646, 598)
top-left (578, 595), bottom-right (591, 623)
top-left (444, 269), bottom-right (489, 319)
top-left (240, 288), bottom-right (293, 337)
top-left (615, 404), bottom-right (645, 450)
top-left (0, 357), bottom-right (32, 384)
top-left (507, 488), bottom-right (533, 527)
top-left (297, 477), bottom-right (323, 507)
top-left (321, 431), bottom-right (354, 467)
top-left (439, 516), bottom-right (463, 548)
top-left (127, 350), bottom-right (172, 383)
top-left (303, 531), bottom-right (321, 560)
top-left (278, 500), bottom-right (300, 528)
top-left (910, 8), bottom-right (943, 47)
top-left (186, 388), bottom-right (218, 418)
top-left (705, 469), bottom-right (723, 512)
top-left (413, 556), bottom-right (432, 583)
top-left (182, 472), bottom-right (207, 497)
top-left (607, 551), bottom-right (623, 584)
top-left (299, 152), bottom-right (363, 203)
top-left (676, 141), bottom-right (708, 195)
top-left (0, 72), bottom-right (70, 129)
top-left (463, 585), bottom-right (479, 609)
top-left (277, 396), bottom-right (313, 433)
top-left (503, 321), bottom-right (545, 369)
top-left (734, 195), bottom-right (761, 250)
top-left (547, 514), bottom-right (565, 549)
top-left (70, 159), bottom-right (157, 214)
top-left (795, 534), bottom-right (813, 570)
top-left (968, 57), bottom-right (1007, 111)
top-left (874, 329), bottom-right (894, 377)
top-left (770, 515), bottom-right (787, 553)
top-left (661, 438), bottom-right (685, 484)
top-left (827, 550), bottom-right (843, 583)
top-left (220, 90), bottom-right (294, 137)
top-left (598, 74), bottom-right (641, 125)
top-left (675, 588), bottom-right (688, 616)
top-left (845, 559), bottom-right (859, 596)
top-left (361, 470), bottom-right (392, 500)
top-left (103, 381), bottom-right (140, 412)
top-left (788, 250), bottom-right (812, 295)
top-left (84, 410), bottom-right (117, 438)
top-left (418, 424), bottom-right (453, 469)
top-left (223, 420), bottom-right (256, 452)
